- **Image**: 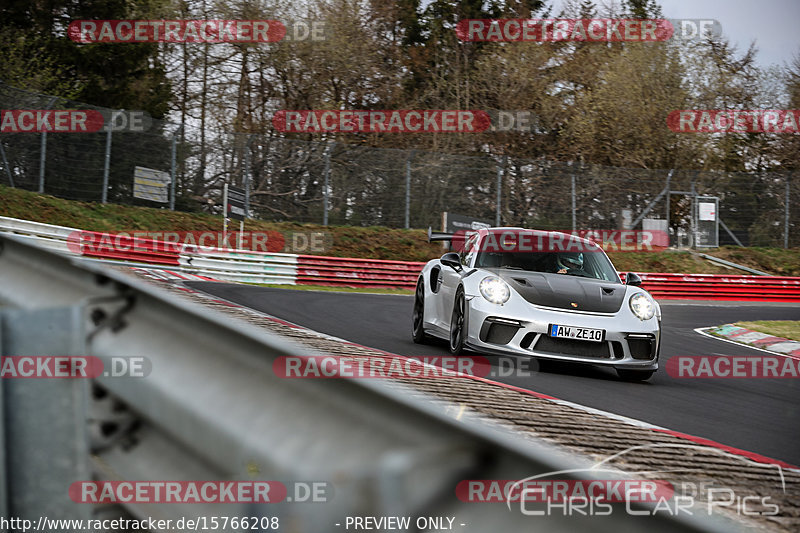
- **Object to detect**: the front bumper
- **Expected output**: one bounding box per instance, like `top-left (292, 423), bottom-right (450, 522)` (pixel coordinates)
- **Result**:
top-left (464, 294), bottom-right (660, 370)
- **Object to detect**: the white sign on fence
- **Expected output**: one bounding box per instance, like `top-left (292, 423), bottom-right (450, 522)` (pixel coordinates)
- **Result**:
top-left (133, 166), bottom-right (171, 203)
top-left (698, 202), bottom-right (717, 221)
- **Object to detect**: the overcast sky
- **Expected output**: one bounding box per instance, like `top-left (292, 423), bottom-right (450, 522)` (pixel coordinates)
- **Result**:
top-left (551, 0), bottom-right (800, 68)
top-left (656, 0), bottom-right (799, 68)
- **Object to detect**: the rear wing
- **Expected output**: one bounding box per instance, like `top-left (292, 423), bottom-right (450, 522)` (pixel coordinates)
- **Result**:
top-left (428, 227), bottom-right (471, 251)
top-left (427, 227), bottom-right (456, 243)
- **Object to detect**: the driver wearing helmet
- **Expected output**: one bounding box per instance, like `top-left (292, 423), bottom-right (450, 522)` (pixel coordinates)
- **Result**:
top-left (556, 252), bottom-right (585, 275)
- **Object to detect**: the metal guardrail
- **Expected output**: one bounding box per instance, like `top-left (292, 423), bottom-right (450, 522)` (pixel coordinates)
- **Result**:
top-left (0, 233), bottom-right (735, 532)
top-left (296, 255), bottom-right (422, 288)
top-left (2, 216), bottom-right (799, 300)
top-left (181, 250), bottom-right (298, 284)
top-left (0, 215), bottom-right (76, 254)
top-left (627, 273), bottom-right (800, 302)
top-left (696, 253), bottom-right (771, 276)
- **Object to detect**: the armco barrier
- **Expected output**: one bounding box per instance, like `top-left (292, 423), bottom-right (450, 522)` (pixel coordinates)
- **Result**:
top-left (1, 216), bottom-right (799, 301)
top-left (180, 248), bottom-right (298, 284)
top-left (636, 273), bottom-right (800, 302)
top-left (0, 215), bottom-right (77, 254)
top-left (296, 255), bottom-right (423, 288)
top-left (73, 230), bottom-right (182, 265)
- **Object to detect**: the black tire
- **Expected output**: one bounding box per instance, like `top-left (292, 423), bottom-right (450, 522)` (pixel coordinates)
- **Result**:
top-left (449, 286), bottom-right (467, 355)
top-left (412, 279), bottom-right (428, 343)
top-left (616, 369), bottom-right (655, 381)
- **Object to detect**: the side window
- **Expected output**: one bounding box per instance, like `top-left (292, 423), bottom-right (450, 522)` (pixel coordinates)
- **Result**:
top-left (461, 234), bottom-right (478, 267)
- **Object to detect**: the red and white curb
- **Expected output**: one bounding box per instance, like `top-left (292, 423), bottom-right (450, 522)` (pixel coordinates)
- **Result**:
top-left (702, 324), bottom-right (800, 357)
top-left (130, 267), bottom-right (218, 283)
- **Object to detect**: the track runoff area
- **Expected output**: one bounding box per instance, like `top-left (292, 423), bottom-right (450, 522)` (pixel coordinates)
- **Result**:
top-left (182, 280), bottom-right (800, 465)
top-left (166, 275), bottom-right (798, 531)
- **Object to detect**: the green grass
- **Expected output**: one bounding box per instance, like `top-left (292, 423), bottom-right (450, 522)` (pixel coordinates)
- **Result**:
top-left (0, 184), bottom-right (443, 261)
top-left (711, 248), bottom-right (800, 277)
top-left (252, 283), bottom-right (413, 295)
top-left (2, 184), bottom-right (798, 274)
top-left (734, 321), bottom-right (800, 342)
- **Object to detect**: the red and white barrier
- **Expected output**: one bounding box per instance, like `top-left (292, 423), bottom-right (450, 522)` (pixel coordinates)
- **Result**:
top-left (2, 216), bottom-right (798, 301)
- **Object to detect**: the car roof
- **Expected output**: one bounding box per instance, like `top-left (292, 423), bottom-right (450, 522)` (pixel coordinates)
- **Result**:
top-left (475, 227), bottom-right (596, 248)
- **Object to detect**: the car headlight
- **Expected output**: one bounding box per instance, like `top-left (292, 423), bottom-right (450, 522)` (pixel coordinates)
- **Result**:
top-left (479, 276), bottom-right (510, 305)
top-left (629, 292), bottom-right (655, 320)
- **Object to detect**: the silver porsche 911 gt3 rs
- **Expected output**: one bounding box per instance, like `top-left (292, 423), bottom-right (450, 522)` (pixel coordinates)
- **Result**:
top-left (412, 227), bottom-right (661, 381)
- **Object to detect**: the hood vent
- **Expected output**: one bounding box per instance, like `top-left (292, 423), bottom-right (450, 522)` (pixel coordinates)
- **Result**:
top-left (497, 271), bottom-right (625, 313)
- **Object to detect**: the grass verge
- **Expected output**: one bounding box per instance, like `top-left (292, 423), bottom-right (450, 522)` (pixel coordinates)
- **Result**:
top-left (2, 184), bottom-right (798, 274)
top-left (733, 321), bottom-right (800, 342)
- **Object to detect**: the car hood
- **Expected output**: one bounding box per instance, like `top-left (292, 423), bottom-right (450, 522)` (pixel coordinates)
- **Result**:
top-left (492, 270), bottom-right (626, 313)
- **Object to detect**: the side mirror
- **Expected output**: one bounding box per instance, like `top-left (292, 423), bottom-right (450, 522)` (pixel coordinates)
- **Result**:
top-left (440, 252), bottom-right (463, 272)
top-left (626, 272), bottom-right (643, 287)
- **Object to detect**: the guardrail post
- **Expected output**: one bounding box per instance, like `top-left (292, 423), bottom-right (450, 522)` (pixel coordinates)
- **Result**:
top-left (404, 150), bottom-right (415, 229)
top-left (0, 305), bottom-right (91, 522)
top-left (102, 111), bottom-right (117, 204)
top-left (496, 156), bottom-right (507, 227)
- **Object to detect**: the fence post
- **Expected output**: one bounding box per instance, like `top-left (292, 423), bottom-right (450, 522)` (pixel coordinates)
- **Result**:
top-left (322, 142), bottom-right (334, 226)
top-left (38, 128), bottom-right (48, 192)
top-left (0, 141), bottom-right (13, 187)
top-left (243, 134), bottom-right (255, 218)
top-left (665, 170), bottom-right (673, 245)
top-left (101, 111), bottom-right (117, 204)
top-left (570, 164), bottom-right (576, 232)
top-left (223, 182), bottom-right (228, 240)
top-left (496, 156), bottom-right (507, 227)
top-left (404, 150), bottom-right (416, 229)
top-left (38, 97), bottom-right (57, 194)
top-left (786, 173), bottom-right (791, 249)
top-left (170, 125), bottom-right (183, 211)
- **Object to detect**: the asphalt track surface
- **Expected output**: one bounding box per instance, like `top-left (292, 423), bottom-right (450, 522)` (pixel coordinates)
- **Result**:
top-left (186, 281), bottom-right (800, 465)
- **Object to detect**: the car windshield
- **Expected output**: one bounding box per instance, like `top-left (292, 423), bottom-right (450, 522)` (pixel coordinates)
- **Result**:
top-left (474, 250), bottom-right (620, 282)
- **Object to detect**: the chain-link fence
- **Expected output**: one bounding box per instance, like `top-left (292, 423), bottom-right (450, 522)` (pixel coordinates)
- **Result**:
top-left (0, 82), bottom-right (179, 207)
top-left (1, 81), bottom-right (795, 247)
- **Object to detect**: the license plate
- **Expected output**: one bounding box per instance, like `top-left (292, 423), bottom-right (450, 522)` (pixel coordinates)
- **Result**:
top-left (549, 324), bottom-right (605, 342)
